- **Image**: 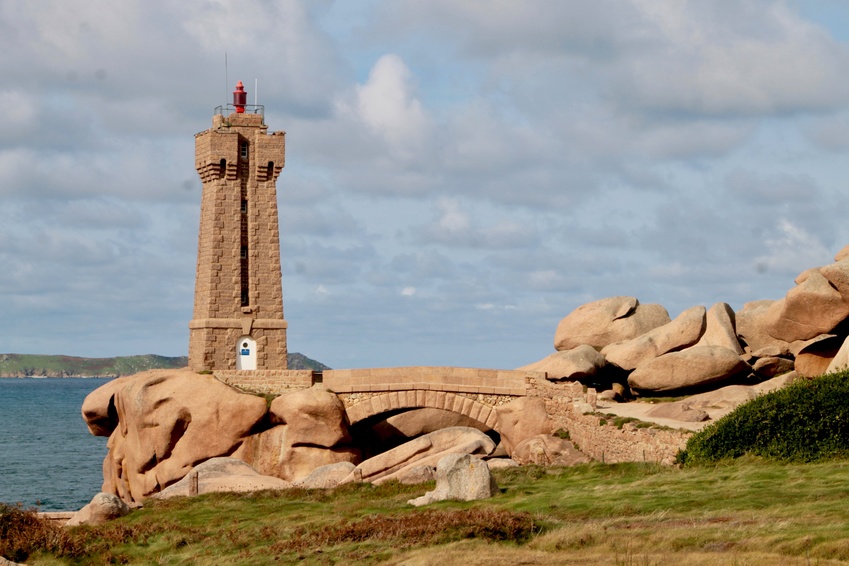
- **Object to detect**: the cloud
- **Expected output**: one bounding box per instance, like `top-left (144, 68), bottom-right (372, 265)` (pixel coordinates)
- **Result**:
top-left (2, 1), bottom-right (849, 370)
top-left (618, 2), bottom-right (849, 117)
top-left (414, 198), bottom-right (539, 249)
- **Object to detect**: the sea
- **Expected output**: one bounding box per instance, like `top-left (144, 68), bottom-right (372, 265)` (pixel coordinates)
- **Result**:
top-left (0, 378), bottom-right (110, 511)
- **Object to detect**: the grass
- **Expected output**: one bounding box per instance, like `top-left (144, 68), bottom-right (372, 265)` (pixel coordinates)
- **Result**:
top-left (9, 458), bottom-right (849, 565)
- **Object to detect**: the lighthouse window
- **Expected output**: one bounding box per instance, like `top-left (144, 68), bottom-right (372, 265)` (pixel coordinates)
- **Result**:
top-left (219, 158), bottom-right (226, 179)
top-left (240, 142), bottom-right (248, 159)
top-left (240, 246), bottom-right (247, 259)
top-left (266, 161), bottom-right (274, 180)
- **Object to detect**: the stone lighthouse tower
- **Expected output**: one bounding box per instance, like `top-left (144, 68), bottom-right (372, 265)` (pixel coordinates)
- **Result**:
top-left (189, 81), bottom-right (288, 371)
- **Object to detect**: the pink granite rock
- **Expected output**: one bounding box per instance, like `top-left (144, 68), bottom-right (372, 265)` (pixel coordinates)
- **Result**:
top-left (554, 297), bottom-right (670, 351)
top-left (235, 385), bottom-right (359, 482)
top-left (602, 306), bottom-right (705, 371)
top-left (153, 457), bottom-right (291, 498)
top-left (343, 427), bottom-right (496, 485)
top-left (85, 369), bottom-right (268, 503)
top-left (793, 334), bottom-right (842, 378)
top-left (511, 434), bottom-right (589, 466)
top-left (766, 267), bottom-right (849, 342)
top-left (407, 454), bottom-right (498, 507)
top-left (696, 302), bottom-right (743, 354)
top-left (627, 346), bottom-right (751, 393)
top-left (495, 397), bottom-right (552, 456)
top-left (736, 300), bottom-right (791, 354)
top-left (519, 344), bottom-right (608, 380)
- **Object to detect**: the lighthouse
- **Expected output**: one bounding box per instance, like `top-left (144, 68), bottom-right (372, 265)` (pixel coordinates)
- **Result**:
top-left (189, 82), bottom-right (288, 371)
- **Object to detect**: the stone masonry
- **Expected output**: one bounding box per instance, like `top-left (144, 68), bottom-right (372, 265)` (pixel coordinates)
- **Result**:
top-left (189, 109), bottom-right (288, 371)
top-left (219, 366), bottom-right (691, 464)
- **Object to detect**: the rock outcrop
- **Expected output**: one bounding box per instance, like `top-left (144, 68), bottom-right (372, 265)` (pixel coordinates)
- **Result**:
top-left (554, 297), bottom-right (670, 351)
top-left (792, 334), bottom-right (842, 378)
top-left (66, 492), bottom-right (130, 526)
top-left (495, 397), bottom-right (551, 456)
top-left (83, 369), bottom-right (269, 502)
top-left (408, 454), bottom-right (498, 507)
top-left (766, 264), bottom-right (849, 342)
top-left (82, 371), bottom-right (359, 502)
top-left (234, 385), bottom-right (359, 482)
top-left (602, 305), bottom-right (705, 371)
top-left (736, 300), bottom-right (790, 354)
top-left (628, 345), bottom-right (751, 393)
top-left (154, 458), bottom-right (291, 498)
top-left (342, 427), bottom-right (496, 485)
top-left (519, 344), bottom-right (608, 380)
top-left (293, 462), bottom-right (357, 489)
top-left (511, 434), bottom-right (589, 466)
top-left (696, 302), bottom-right (743, 354)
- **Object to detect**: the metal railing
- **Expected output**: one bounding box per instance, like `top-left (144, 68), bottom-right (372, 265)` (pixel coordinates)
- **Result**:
top-left (214, 103), bottom-right (265, 121)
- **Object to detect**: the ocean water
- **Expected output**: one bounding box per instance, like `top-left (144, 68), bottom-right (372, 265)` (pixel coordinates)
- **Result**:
top-left (0, 378), bottom-right (110, 511)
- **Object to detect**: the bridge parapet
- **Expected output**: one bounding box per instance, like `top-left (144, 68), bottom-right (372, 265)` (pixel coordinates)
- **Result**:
top-left (323, 366), bottom-right (541, 396)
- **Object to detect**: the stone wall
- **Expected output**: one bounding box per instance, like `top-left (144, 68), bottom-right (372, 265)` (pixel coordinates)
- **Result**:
top-left (526, 375), bottom-right (690, 465)
top-left (564, 410), bottom-right (689, 465)
top-left (323, 366), bottom-right (536, 396)
top-left (215, 369), bottom-right (314, 394)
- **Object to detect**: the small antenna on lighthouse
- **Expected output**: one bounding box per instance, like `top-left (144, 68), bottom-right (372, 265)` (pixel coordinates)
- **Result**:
top-left (255, 78), bottom-right (258, 107)
top-left (224, 52), bottom-right (229, 107)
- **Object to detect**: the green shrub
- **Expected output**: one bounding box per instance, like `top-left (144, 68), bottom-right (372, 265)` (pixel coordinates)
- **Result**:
top-left (553, 428), bottom-right (571, 440)
top-left (678, 370), bottom-right (849, 465)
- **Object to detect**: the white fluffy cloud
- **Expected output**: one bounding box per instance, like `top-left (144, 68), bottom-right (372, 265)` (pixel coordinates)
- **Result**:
top-left (2, 0), bottom-right (849, 369)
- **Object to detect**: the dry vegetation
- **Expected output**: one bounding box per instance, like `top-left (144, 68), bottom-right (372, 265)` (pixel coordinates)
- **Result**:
top-left (5, 458), bottom-right (849, 565)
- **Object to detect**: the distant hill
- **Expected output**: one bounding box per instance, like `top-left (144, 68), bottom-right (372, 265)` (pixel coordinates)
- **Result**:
top-left (0, 353), bottom-right (330, 378)
top-left (286, 352), bottom-right (331, 371)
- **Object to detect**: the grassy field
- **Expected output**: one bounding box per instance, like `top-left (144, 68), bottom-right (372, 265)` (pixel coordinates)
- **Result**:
top-left (11, 458), bottom-right (849, 565)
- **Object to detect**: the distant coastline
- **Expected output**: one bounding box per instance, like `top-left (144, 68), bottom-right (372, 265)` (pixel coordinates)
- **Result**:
top-left (0, 352), bottom-right (329, 379)
top-left (0, 354), bottom-right (188, 379)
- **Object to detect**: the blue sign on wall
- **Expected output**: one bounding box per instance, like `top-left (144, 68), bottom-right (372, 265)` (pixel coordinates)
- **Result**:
top-left (240, 349), bottom-right (250, 356)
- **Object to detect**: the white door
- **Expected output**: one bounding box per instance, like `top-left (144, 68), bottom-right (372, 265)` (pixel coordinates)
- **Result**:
top-left (236, 336), bottom-right (257, 370)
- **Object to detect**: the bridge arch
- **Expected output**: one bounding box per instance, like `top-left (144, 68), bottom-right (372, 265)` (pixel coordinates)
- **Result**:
top-left (344, 390), bottom-right (501, 432)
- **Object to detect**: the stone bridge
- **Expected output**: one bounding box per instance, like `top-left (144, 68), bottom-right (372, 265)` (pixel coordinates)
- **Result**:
top-left (325, 367), bottom-right (539, 432)
top-left (217, 366), bottom-right (546, 433)
top-left (215, 366), bottom-right (688, 464)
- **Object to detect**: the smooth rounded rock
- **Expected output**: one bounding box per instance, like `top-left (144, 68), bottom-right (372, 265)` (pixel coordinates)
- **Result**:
top-left (92, 369), bottom-right (268, 503)
top-left (153, 457), bottom-right (291, 498)
top-left (766, 269), bottom-right (849, 342)
top-left (519, 344), bottom-right (608, 380)
top-left (554, 297), bottom-right (670, 351)
top-left (67, 492), bottom-right (130, 526)
top-left (602, 306), bottom-right (705, 371)
top-left (407, 454), bottom-right (498, 507)
top-left (628, 346), bottom-right (751, 393)
top-left (696, 303), bottom-right (743, 354)
top-left (495, 397), bottom-right (551, 456)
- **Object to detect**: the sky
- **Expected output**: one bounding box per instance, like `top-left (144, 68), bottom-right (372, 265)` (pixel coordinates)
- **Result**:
top-left (2, 0), bottom-right (849, 370)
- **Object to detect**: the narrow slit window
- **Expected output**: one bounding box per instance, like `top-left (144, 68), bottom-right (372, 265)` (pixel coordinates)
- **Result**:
top-left (219, 158), bottom-right (227, 179)
top-left (266, 161), bottom-right (274, 180)
top-left (241, 200), bottom-right (248, 213)
top-left (240, 142), bottom-right (248, 159)
top-left (241, 289), bottom-right (249, 306)
top-left (240, 246), bottom-right (247, 259)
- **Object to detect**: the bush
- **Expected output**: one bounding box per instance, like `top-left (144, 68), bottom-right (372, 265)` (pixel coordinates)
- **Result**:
top-left (678, 370), bottom-right (849, 465)
top-left (0, 504), bottom-right (62, 562)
